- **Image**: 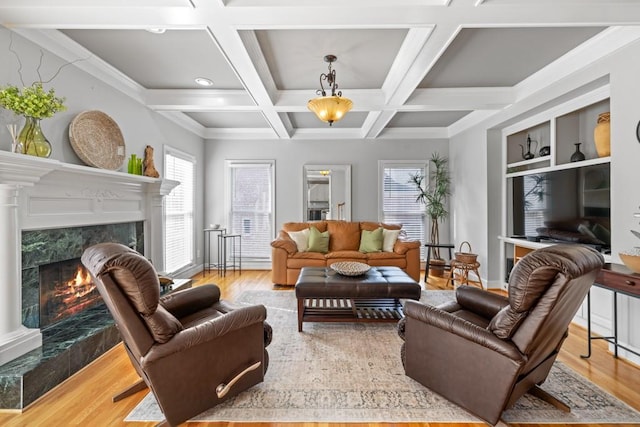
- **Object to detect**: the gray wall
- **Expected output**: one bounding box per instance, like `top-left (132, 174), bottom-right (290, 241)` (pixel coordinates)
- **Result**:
top-left (204, 138), bottom-right (450, 249)
top-left (0, 29), bottom-right (205, 275)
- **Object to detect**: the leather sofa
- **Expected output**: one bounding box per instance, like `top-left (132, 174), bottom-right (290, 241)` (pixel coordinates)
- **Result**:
top-left (271, 220), bottom-right (421, 285)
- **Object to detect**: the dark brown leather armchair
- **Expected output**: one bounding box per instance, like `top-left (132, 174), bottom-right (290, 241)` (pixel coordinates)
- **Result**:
top-left (398, 244), bottom-right (603, 426)
top-left (82, 243), bottom-right (272, 427)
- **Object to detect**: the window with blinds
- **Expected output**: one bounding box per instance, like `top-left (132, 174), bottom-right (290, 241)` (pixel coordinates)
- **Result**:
top-left (164, 148), bottom-right (195, 273)
top-left (379, 161), bottom-right (427, 258)
top-left (225, 160), bottom-right (275, 261)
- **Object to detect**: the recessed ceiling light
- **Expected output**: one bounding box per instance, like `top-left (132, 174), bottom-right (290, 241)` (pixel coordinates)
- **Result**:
top-left (195, 77), bottom-right (214, 87)
top-left (146, 28), bottom-right (166, 34)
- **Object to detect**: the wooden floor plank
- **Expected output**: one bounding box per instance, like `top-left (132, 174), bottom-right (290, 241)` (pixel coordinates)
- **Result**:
top-left (0, 269), bottom-right (637, 427)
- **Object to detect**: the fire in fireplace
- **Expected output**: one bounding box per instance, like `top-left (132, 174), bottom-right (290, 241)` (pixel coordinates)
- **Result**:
top-left (39, 258), bottom-right (103, 328)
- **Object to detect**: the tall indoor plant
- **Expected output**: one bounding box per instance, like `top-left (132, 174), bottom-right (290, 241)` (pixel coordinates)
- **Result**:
top-left (409, 152), bottom-right (451, 272)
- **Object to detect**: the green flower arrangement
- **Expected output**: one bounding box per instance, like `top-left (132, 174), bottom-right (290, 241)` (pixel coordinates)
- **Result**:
top-left (0, 82), bottom-right (66, 119)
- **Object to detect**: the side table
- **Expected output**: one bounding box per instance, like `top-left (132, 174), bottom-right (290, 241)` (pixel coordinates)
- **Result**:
top-left (203, 228), bottom-right (226, 277)
top-left (581, 263), bottom-right (640, 359)
top-left (424, 243), bottom-right (454, 283)
top-left (160, 278), bottom-right (193, 295)
top-left (218, 233), bottom-right (242, 277)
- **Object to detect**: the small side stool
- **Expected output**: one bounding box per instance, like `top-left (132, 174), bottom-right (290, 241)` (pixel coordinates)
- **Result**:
top-left (217, 233), bottom-right (242, 277)
top-left (446, 259), bottom-right (483, 289)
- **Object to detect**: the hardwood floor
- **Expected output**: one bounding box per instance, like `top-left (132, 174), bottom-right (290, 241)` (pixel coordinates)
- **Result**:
top-left (1, 270), bottom-right (639, 427)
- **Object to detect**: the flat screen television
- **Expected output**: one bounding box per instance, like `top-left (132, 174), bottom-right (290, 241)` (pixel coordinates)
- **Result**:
top-left (508, 163), bottom-right (611, 254)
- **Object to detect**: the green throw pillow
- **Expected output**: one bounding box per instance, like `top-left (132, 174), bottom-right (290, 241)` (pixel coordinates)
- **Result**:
top-left (359, 227), bottom-right (384, 253)
top-left (308, 226), bottom-right (330, 253)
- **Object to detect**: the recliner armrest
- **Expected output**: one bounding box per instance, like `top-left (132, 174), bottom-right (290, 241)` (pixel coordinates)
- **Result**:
top-left (455, 286), bottom-right (509, 319)
top-left (144, 304), bottom-right (268, 363)
top-left (160, 284), bottom-right (221, 319)
top-left (403, 300), bottom-right (522, 361)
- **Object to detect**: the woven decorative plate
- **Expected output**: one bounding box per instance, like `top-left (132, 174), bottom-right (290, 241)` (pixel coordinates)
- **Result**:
top-left (69, 111), bottom-right (126, 170)
top-left (331, 261), bottom-right (371, 276)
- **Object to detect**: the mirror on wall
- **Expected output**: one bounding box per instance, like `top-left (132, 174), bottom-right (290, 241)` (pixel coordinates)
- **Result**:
top-left (303, 165), bottom-right (351, 221)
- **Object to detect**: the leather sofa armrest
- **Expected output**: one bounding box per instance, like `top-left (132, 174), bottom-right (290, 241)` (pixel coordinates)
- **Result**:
top-left (403, 300), bottom-right (522, 361)
top-left (144, 304), bottom-right (267, 363)
top-left (160, 284), bottom-right (221, 319)
top-left (455, 286), bottom-right (509, 319)
top-left (393, 239), bottom-right (420, 255)
top-left (270, 230), bottom-right (297, 255)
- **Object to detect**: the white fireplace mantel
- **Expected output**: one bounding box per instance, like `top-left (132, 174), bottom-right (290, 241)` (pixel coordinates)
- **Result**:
top-left (0, 151), bottom-right (178, 366)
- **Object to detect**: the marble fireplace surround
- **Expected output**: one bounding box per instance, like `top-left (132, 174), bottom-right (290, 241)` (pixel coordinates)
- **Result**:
top-left (0, 151), bottom-right (178, 372)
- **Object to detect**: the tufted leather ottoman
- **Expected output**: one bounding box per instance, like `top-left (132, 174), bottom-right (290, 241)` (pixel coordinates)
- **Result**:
top-left (295, 266), bottom-right (421, 331)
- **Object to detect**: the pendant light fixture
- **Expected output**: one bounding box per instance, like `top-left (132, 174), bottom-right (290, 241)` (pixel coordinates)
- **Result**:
top-left (307, 55), bottom-right (353, 126)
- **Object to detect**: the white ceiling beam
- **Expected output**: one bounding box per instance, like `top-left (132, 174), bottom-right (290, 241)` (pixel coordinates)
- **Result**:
top-left (203, 127), bottom-right (278, 140)
top-left (157, 111), bottom-right (207, 138)
top-left (145, 89), bottom-right (258, 111)
top-left (4, 3), bottom-right (640, 30)
top-left (376, 127), bottom-right (450, 140)
top-left (202, 23), bottom-right (293, 138)
top-left (405, 87), bottom-right (514, 111)
top-left (274, 90), bottom-right (385, 112)
top-left (364, 23), bottom-right (460, 138)
top-left (291, 128), bottom-right (365, 140)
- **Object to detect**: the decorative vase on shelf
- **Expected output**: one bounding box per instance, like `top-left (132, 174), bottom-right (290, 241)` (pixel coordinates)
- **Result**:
top-left (593, 112), bottom-right (610, 157)
top-left (570, 142), bottom-right (585, 162)
top-left (18, 116), bottom-right (52, 158)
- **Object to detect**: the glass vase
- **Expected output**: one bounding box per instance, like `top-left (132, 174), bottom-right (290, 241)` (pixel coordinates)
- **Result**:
top-left (570, 142), bottom-right (585, 162)
top-left (18, 116), bottom-right (52, 158)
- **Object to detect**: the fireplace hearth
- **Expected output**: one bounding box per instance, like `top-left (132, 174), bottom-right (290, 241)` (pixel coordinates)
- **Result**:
top-left (39, 259), bottom-right (102, 329)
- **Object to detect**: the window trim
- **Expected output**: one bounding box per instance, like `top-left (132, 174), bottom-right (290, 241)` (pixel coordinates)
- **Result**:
top-left (378, 160), bottom-right (429, 258)
top-left (163, 145), bottom-right (197, 274)
top-left (224, 159), bottom-right (276, 261)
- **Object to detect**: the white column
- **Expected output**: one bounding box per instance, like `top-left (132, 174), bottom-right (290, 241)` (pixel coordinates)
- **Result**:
top-left (146, 179), bottom-right (179, 274)
top-left (0, 184), bottom-right (41, 366)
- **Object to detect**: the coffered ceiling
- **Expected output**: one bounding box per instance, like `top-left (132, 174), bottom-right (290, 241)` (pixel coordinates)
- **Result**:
top-left (1, 0), bottom-right (639, 141)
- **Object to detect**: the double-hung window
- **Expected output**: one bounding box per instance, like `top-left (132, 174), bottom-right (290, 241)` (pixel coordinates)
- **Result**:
top-left (164, 147), bottom-right (196, 273)
top-left (225, 160), bottom-right (275, 262)
top-left (379, 161), bottom-right (427, 258)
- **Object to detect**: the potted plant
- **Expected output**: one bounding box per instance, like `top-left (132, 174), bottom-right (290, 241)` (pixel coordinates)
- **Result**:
top-left (409, 152), bottom-right (451, 276)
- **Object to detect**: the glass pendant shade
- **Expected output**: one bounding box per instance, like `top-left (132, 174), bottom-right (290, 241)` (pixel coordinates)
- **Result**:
top-left (307, 95), bottom-right (353, 126)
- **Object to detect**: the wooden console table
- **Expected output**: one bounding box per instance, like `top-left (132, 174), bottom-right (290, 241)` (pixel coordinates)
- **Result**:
top-left (581, 263), bottom-right (640, 359)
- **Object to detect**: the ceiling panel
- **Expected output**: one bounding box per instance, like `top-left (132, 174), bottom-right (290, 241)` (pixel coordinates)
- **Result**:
top-left (387, 111), bottom-right (472, 128)
top-left (61, 29), bottom-right (244, 90)
top-left (420, 27), bottom-right (605, 88)
top-left (254, 29), bottom-right (408, 90)
top-left (186, 111), bottom-right (269, 128)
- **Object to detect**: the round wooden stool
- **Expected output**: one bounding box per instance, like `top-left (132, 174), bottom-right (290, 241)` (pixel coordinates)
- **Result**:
top-left (446, 259), bottom-right (483, 289)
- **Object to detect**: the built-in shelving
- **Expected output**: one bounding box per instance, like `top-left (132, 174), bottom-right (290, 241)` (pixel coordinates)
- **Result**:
top-left (500, 84), bottom-right (612, 290)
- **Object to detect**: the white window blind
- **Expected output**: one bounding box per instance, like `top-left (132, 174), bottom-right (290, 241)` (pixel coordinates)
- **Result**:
top-left (225, 160), bottom-right (275, 261)
top-left (164, 148), bottom-right (195, 273)
top-left (379, 161), bottom-right (427, 258)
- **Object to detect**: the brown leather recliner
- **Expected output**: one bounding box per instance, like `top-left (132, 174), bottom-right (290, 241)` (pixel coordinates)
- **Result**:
top-left (82, 243), bottom-right (272, 427)
top-left (398, 244), bottom-right (603, 426)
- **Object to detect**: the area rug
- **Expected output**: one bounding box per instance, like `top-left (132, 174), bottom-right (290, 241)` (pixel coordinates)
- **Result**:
top-left (126, 290), bottom-right (640, 424)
